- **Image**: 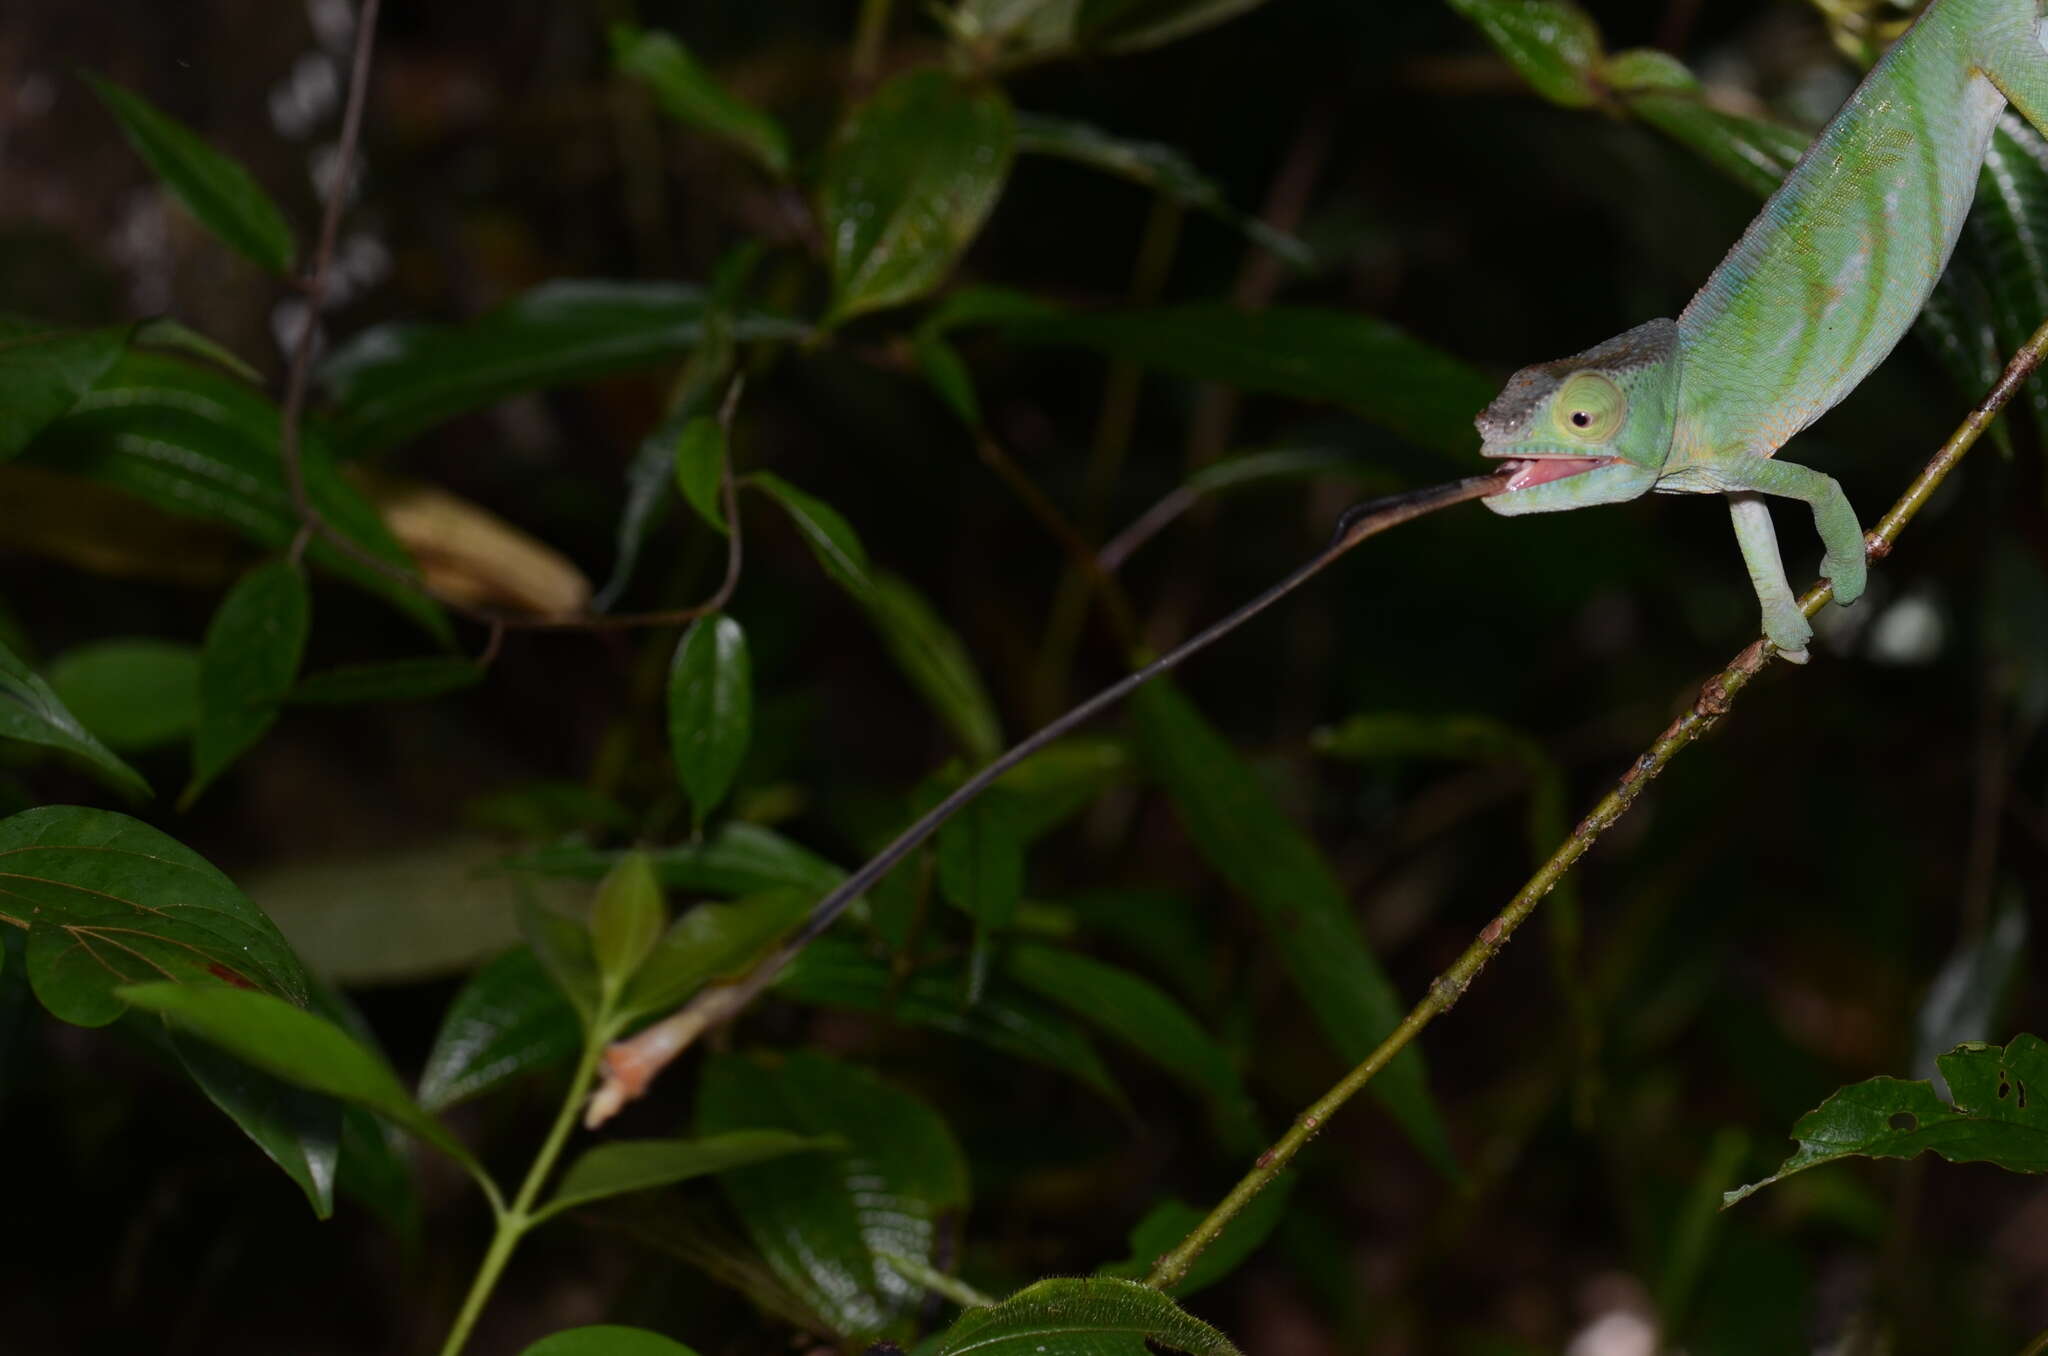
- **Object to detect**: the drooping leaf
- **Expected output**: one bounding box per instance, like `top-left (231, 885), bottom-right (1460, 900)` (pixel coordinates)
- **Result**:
top-left (132, 316), bottom-right (262, 382)
top-left (168, 1028), bottom-right (340, 1218)
top-left (748, 471), bottom-right (873, 597)
top-left (1727, 1035), bottom-right (2048, 1206)
top-left (672, 415), bottom-right (729, 535)
top-left (519, 1326), bottom-right (702, 1356)
top-left (1131, 682), bottom-right (1453, 1174)
top-left (669, 614), bottom-right (752, 830)
top-left (118, 980), bottom-right (481, 1172)
top-left (591, 852), bottom-right (667, 997)
top-left (418, 946), bottom-right (581, 1112)
top-left (819, 70), bottom-right (1014, 325)
top-left (317, 281), bottom-right (804, 454)
top-left (287, 657), bottom-right (482, 706)
top-left (0, 638), bottom-right (150, 797)
top-left (84, 74), bottom-right (295, 273)
top-left (537, 1130), bottom-right (837, 1222)
top-left (932, 1276), bottom-right (1242, 1355)
top-left (0, 806), bottom-right (309, 1028)
top-left (504, 822), bottom-right (845, 899)
top-left (862, 571), bottom-right (1003, 761)
top-left (0, 316), bottom-right (128, 460)
top-left (1100, 1180), bottom-right (1292, 1299)
top-left (1013, 113), bottom-right (1308, 264)
top-left (1074, 0), bottom-right (1270, 53)
top-left (185, 559), bottom-right (310, 806)
top-left (1444, 0), bottom-right (1605, 109)
top-left (46, 640), bottom-right (201, 752)
top-left (25, 350), bottom-right (445, 637)
top-left (619, 888), bottom-right (813, 1021)
top-left (610, 24), bottom-right (790, 177)
top-left (338, 1103), bottom-right (422, 1247)
top-left (698, 1050), bottom-right (970, 1341)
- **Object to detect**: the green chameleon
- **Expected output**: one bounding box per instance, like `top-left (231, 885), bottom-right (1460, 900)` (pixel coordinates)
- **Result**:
top-left (1477, 0), bottom-right (2048, 660)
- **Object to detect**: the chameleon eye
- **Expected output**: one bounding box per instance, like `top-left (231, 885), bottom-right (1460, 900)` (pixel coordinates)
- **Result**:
top-left (1553, 372), bottom-right (1625, 442)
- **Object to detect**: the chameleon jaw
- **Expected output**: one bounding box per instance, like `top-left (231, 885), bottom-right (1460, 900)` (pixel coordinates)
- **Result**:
top-left (1493, 454), bottom-right (1615, 493)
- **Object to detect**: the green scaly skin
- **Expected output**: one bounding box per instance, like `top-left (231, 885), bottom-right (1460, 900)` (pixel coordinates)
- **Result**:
top-left (1479, 0), bottom-right (2048, 659)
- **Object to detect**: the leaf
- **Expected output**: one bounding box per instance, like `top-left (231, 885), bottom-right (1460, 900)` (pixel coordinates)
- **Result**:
top-left (1444, 0), bottom-right (1605, 109)
top-left (931, 1276), bottom-right (1241, 1355)
top-left (619, 888), bottom-right (813, 1021)
top-left (610, 24), bottom-right (790, 177)
top-left (1013, 114), bottom-right (1308, 265)
top-left (185, 559), bottom-right (310, 806)
top-left (0, 316), bottom-right (128, 460)
top-left (867, 572), bottom-right (1004, 761)
top-left (417, 946), bottom-right (581, 1112)
top-left (748, 471), bottom-right (873, 596)
top-left (0, 638), bottom-right (150, 797)
top-left (1624, 94), bottom-right (1806, 199)
top-left (537, 1130), bottom-right (837, 1222)
top-left (169, 1028), bottom-right (339, 1219)
top-left (698, 1050), bottom-right (970, 1341)
top-left (1100, 1181), bottom-right (1292, 1299)
top-left (1074, 0), bottom-right (1270, 53)
top-left (672, 415), bottom-right (728, 534)
top-left (914, 331), bottom-right (984, 428)
top-left (288, 657), bottom-right (482, 706)
top-left (1008, 940), bottom-right (1256, 1148)
top-left (592, 852), bottom-right (667, 996)
top-left (317, 280), bottom-right (804, 455)
top-left (777, 938), bottom-right (1122, 1104)
top-left (505, 822), bottom-right (846, 899)
top-left (819, 70), bottom-right (1014, 325)
top-left (936, 295), bottom-right (1492, 458)
top-left (521, 894), bottom-right (603, 1025)
top-left (669, 615), bottom-right (752, 829)
top-left (338, 1103), bottom-right (422, 1246)
top-left (1130, 682), bottom-right (1454, 1174)
top-left (0, 806), bottom-right (309, 1028)
top-left (84, 74), bottom-right (295, 273)
top-left (25, 350), bottom-right (445, 637)
top-left (46, 640), bottom-right (201, 752)
top-left (937, 789), bottom-right (1024, 933)
top-left (1960, 116), bottom-right (2048, 455)
top-left (1727, 1035), bottom-right (2048, 1206)
top-left (519, 1326), bottom-right (702, 1356)
top-left (996, 736), bottom-right (1130, 841)
top-left (132, 316), bottom-right (262, 382)
top-left (117, 980), bottom-right (481, 1172)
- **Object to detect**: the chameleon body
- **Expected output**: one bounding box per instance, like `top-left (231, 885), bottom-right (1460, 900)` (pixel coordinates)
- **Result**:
top-left (1478, 0), bottom-right (2048, 658)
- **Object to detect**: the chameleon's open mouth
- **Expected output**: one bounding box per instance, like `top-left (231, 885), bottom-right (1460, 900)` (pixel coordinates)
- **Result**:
top-left (1494, 456), bottom-right (1613, 492)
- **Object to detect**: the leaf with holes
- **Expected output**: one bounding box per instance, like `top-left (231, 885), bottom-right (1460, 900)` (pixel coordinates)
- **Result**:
top-left (0, 806), bottom-right (309, 1028)
top-left (932, 1276), bottom-right (1242, 1354)
top-left (1727, 1034), bottom-right (2048, 1206)
top-left (0, 638), bottom-right (150, 797)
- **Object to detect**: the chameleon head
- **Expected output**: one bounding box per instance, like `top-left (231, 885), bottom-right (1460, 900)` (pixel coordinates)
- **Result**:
top-left (1477, 317), bottom-right (1679, 516)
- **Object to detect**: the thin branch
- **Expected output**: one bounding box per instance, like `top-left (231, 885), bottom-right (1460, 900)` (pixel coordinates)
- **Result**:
top-left (583, 471), bottom-right (1511, 1127)
top-left (1144, 312), bottom-right (2048, 1292)
top-left (973, 433), bottom-right (1142, 646)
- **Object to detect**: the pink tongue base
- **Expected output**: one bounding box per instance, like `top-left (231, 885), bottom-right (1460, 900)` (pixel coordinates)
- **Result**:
top-left (1505, 457), bottom-right (1607, 491)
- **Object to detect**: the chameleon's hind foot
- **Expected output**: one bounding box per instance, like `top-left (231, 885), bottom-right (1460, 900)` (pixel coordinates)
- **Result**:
top-left (1825, 550), bottom-right (1867, 607)
top-left (1762, 602), bottom-right (1813, 662)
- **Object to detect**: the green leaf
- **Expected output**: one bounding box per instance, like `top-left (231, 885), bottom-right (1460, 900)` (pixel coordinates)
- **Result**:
top-left (132, 316), bottom-right (262, 382)
top-left (1130, 682), bottom-right (1454, 1174)
top-left (25, 350), bottom-right (445, 637)
top-left (932, 1276), bottom-right (1242, 1354)
top-left (864, 571), bottom-right (1003, 761)
top-left (672, 415), bottom-right (728, 534)
top-left (537, 1130), bottom-right (837, 1222)
top-left (118, 980), bottom-right (480, 1172)
top-left (417, 946), bottom-right (581, 1112)
top-left (1008, 940), bottom-right (1256, 1148)
top-left (937, 790), bottom-right (1024, 931)
top-left (669, 614), bottom-right (752, 830)
top-left (997, 736), bottom-right (1131, 841)
top-left (0, 806), bottom-right (309, 1027)
top-left (748, 471), bottom-right (874, 595)
top-left (338, 1103), bottom-right (422, 1246)
top-left (521, 894), bottom-right (603, 1025)
top-left (777, 938), bottom-right (1122, 1104)
top-left (1444, 0), bottom-right (1605, 109)
top-left (519, 1327), bottom-right (702, 1356)
top-left (1622, 94), bottom-right (1805, 199)
top-left (47, 640), bottom-right (200, 752)
top-left (935, 294), bottom-right (1492, 458)
top-left (952, 0), bottom-right (1080, 54)
top-left (1074, 0), bottom-right (1270, 52)
top-left (819, 70), bottom-right (1014, 325)
top-left (592, 851), bottom-right (667, 996)
top-left (610, 24), bottom-right (790, 177)
top-left (288, 657), bottom-right (482, 706)
top-left (620, 888), bottom-right (813, 1021)
top-left (1728, 1035), bottom-right (2048, 1206)
top-left (505, 822), bottom-right (846, 899)
top-left (169, 1029), bottom-right (339, 1218)
top-left (318, 281), bottom-right (804, 455)
top-left (914, 331), bottom-right (983, 427)
top-left (185, 559), bottom-right (310, 806)
top-left (1101, 1181), bottom-right (1291, 1298)
top-left (0, 638), bottom-right (150, 796)
top-left (698, 1050), bottom-right (970, 1341)
top-left (1013, 113), bottom-right (1308, 265)
top-left (0, 317), bottom-right (128, 460)
top-left (84, 74), bottom-right (295, 273)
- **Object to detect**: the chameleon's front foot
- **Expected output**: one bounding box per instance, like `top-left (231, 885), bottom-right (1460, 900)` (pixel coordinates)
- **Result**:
top-left (1761, 601), bottom-right (1813, 663)
top-left (1824, 548), bottom-right (1867, 608)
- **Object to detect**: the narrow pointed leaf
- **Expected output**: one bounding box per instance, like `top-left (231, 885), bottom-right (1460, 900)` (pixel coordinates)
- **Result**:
top-left (673, 415), bottom-right (728, 534)
top-left (591, 852), bottom-right (667, 994)
top-left (1444, 0), bottom-right (1605, 109)
top-left (0, 638), bottom-right (150, 797)
top-left (418, 946), bottom-right (581, 1112)
top-left (287, 657), bottom-right (482, 706)
top-left (171, 1029), bottom-right (339, 1218)
top-left (748, 472), bottom-right (873, 597)
top-left (610, 24), bottom-right (790, 176)
top-left (0, 806), bottom-right (308, 1027)
top-left (1101, 1181), bottom-right (1292, 1298)
top-left (505, 823), bottom-right (846, 899)
top-left (47, 640), bottom-right (201, 752)
top-left (0, 317), bottom-right (128, 459)
top-left (85, 74), bottom-right (295, 273)
top-left (537, 1130), bottom-right (837, 1221)
top-left (520, 1328), bottom-right (702, 1356)
top-left (620, 888), bottom-right (813, 1021)
top-left (914, 331), bottom-right (983, 427)
top-left (520, 895), bottom-right (602, 1024)
top-left (338, 1104), bottom-right (422, 1246)
top-left (937, 790), bottom-right (1024, 930)
top-left (862, 571), bottom-right (1002, 760)
top-left (932, 1276), bottom-right (1242, 1354)
top-left (820, 70), bottom-right (1014, 325)
top-left (669, 615), bottom-right (752, 828)
top-left (186, 559), bottom-right (310, 805)
top-left (1075, 0), bottom-right (1269, 52)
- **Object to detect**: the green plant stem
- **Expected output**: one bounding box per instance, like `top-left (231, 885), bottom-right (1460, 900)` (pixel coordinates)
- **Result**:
top-left (1147, 311), bottom-right (2048, 1293)
top-left (851, 0), bottom-right (893, 89)
top-left (438, 1032), bottom-right (609, 1356)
